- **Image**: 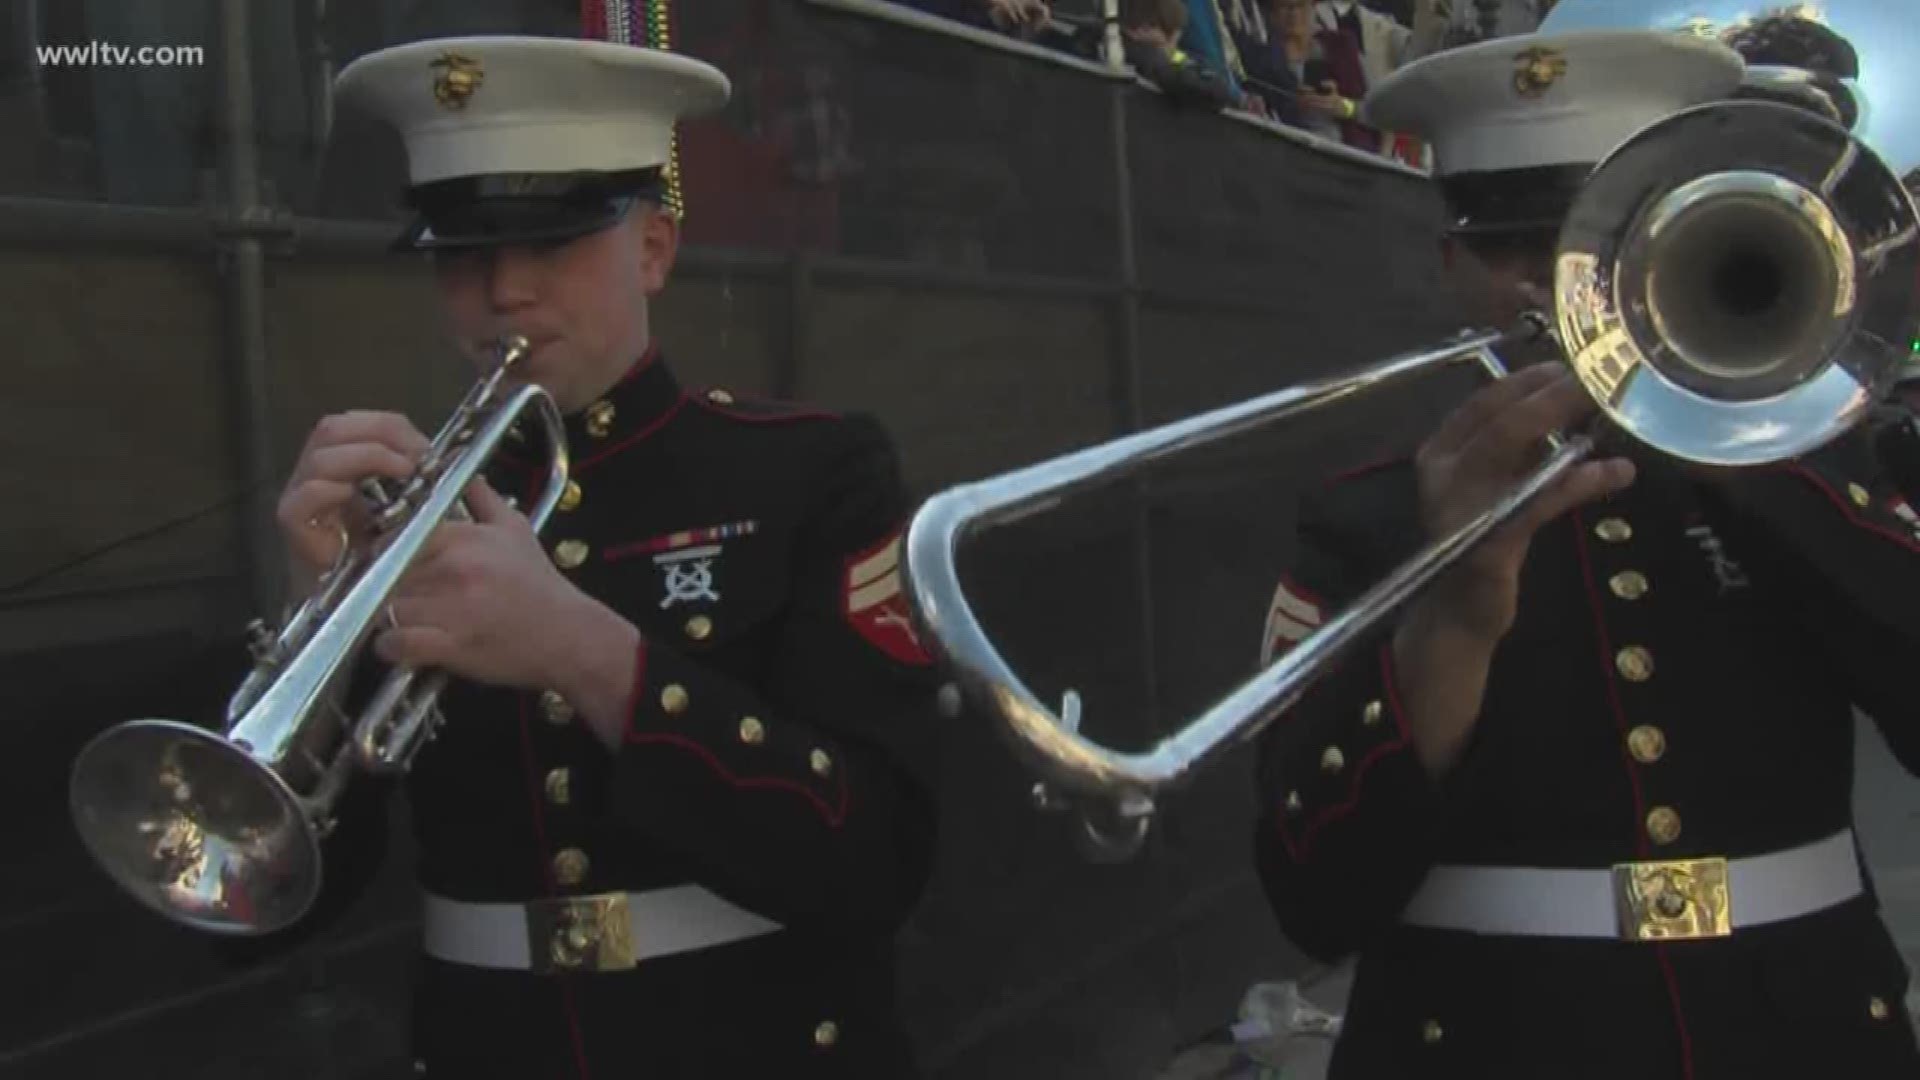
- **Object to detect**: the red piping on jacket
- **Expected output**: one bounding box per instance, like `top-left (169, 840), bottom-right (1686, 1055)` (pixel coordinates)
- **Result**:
top-left (1570, 508), bottom-right (1695, 1080)
top-left (618, 638), bottom-right (651, 741)
top-left (624, 731), bottom-right (851, 828)
top-left (517, 695), bottom-right (594, 1080)
top-left (1325, 455), bottom-right (1410, 489)
top-left (1775, 462), bottom-right (1920, 556)
top-left (692, 394), bottom-right (841, 425)
top-left (1274, 642), bottom-right (1414, 863)
top-left (575, 394), bottom-right (691, 469)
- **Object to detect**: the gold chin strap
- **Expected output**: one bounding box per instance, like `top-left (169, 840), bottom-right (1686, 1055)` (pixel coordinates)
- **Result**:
top-left (589, 1), bottom-right (685, 221)
top-left (647, 0), bottom-right (685, 222)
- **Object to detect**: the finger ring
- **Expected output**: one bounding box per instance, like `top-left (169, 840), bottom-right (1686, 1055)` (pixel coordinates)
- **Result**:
top-left (385, 604), bottom-right (400, 630)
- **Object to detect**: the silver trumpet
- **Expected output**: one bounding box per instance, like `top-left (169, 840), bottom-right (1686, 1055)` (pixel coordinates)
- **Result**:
top-left (903, 98), bottom-right (1920, 860)
top-left (68, 336), bottom-right (570, 934)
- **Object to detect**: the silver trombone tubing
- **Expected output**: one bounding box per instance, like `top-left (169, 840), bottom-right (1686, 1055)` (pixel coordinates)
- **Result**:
top-left (902, 322), bottom-right (1573, 856)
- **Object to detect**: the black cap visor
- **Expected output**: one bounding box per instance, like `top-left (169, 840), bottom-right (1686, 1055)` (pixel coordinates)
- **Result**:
top-left (394, 168), bottom-right (664, 252)
top-left (1439, 163), bottom-right (1593, 239)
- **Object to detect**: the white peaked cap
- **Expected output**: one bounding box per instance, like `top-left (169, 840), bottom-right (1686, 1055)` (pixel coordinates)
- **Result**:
top-left (333, 34), bottom-right (731, 187)
top-left (1365, 29), bottom-right (1746, 180)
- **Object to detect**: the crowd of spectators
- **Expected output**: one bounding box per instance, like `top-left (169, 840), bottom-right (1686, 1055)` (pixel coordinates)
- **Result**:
top-left (895, 0), bottom-right (1556, 168)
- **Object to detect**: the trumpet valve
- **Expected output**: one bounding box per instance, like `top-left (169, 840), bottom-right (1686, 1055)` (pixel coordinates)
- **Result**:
top-left (244, 617), bottom-right (277, 661)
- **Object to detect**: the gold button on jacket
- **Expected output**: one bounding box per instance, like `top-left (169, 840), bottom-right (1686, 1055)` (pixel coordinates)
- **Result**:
top-left (1594, 517), bottom-right (1633, 542)
top-left (544, 768), bottom-right (572, 805)
top-left (1610, 570), bottom-right (1650, 600)
top-left (539, 690), bottom-right (575, 726)
top-left (1646, 807), bottom-right (1682, 846)
top-left (1616, 646), bottom-right (1654, 682)
top-left (585, 399), bottom-right (616, 438)
top-left (552, 539), bottom-right (590, 569)
top-left (660, 684), bottom-right (690, 715)
top-left (551, 848), bottom-right (590, 886)
top-left (1627, 725), bottom-right (1666, 764)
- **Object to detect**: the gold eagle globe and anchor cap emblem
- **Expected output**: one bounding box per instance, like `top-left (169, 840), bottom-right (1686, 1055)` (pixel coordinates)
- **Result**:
top-left (430, 51), bottom-right (484, 109)
top-left (1512, 45), bottom-right (1569, 97)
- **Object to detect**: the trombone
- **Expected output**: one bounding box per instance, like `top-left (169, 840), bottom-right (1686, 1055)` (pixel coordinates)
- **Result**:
top-left (902, 98), bottom-right (1920, 859)
top-left (68, 336), bottom-right (570, 934)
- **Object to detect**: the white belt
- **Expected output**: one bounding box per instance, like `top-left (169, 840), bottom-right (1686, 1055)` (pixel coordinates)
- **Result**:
top-left (1400, 829), bottom-right (1862, 942)
top-left (422, 885), bottom-right (783, 973)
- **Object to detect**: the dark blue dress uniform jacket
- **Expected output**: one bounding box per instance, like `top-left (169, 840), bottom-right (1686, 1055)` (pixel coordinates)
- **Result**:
top-left (258, 348), bottom-right (943, 1079)
top-left (1251, 409), bottom-right (1920, 1079)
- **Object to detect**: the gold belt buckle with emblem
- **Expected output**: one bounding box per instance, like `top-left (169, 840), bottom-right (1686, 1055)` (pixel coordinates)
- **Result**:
top-left (1612, 856), bottom-right (1732, 942)
top-left (527, 891), bottom-right (637, 973)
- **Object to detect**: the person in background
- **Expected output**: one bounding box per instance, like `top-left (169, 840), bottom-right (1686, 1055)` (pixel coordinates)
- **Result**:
top-left (982, 0), bottom-right (1055, 37)
top-left (1174, 0), bottom-right (1278, 116)
top-left (1242, 0), bottom-right (1362, 137)
top-left (1173, 0), bottom-right (1246, 97)
top-left (1123, 0), bottom-right (1243, 112)
top-left (1232, 0), bottom-right (1301, 124)
top-left (1433, 0), bottom-right (1545, 45)
top-left (1312, 0), bottom-right (1441, 155)
top-left (895, 0), bottom-right (1052, 37)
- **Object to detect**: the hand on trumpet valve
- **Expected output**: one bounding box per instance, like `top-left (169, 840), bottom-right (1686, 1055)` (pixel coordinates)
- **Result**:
top-left (277, 411), bottom-right (434, 595)
top-left (371, 476), bottom-right (621, 707)
top-left (1411, 364), bottom-right (1637, 643)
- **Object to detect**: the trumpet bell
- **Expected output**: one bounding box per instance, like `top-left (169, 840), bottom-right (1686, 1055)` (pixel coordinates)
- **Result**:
top-left (69, 718), bottom-right (321, 935)
top-left (1556, 98), bottom-right (1920, 466)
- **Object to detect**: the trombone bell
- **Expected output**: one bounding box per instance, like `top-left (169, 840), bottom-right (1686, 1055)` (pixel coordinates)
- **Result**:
top-left (1557, 99), bottom-right (1919, 467)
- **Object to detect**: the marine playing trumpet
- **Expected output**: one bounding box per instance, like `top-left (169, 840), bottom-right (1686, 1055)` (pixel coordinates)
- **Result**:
top-left (67, 335), bottom-right (570, 935)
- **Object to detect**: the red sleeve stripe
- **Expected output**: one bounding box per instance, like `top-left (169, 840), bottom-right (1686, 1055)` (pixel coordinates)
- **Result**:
top-left (1260, 577), bottom-right (1327, 666)
top-left (1269, 578), bottom-right (1323, 625)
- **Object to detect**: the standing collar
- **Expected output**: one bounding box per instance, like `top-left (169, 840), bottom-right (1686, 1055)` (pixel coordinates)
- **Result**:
top-left (565, 343), bottom-right (686, 451)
